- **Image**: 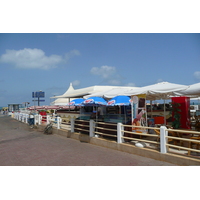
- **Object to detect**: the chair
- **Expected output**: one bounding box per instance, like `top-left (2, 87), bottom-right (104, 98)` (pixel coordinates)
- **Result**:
top-left (188, 134), bottom-right (200, 155)
top-left (194, 116), bottom-right (200, 132)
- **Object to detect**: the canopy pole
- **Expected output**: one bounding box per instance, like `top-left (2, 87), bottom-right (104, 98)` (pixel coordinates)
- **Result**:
top-left (131, 99), bottom-right (133, 125)
top-left (150, 100), bottom-right (153, 118)
top-left (164, 99), bottom-right (166, 125)
top-left (68, 98), bottom-right (71, 111)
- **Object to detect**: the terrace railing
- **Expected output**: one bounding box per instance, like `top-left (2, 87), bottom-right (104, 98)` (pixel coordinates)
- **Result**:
top-left (13, 112), bottom-right (200, 159)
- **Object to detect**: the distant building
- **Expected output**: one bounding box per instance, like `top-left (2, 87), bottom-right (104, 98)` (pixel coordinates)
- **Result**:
top-left (8, 104), bottom-right (23, 112)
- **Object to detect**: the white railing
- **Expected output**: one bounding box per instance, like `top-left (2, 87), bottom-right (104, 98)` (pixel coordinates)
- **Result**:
top-left (13, 112), bottom-right (62, 129)
top-left (12, 112), bottom-right (200, 158)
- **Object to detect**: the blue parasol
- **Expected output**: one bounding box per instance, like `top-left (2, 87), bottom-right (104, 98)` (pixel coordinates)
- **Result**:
top-left (67, 98), bottom-right (84, 106)
top-left (107, 95), bottom-right (131, 106)
top-left (82, 97), bottom-right (107, 106)
top-left (107, 95), bottom-right (131, 123)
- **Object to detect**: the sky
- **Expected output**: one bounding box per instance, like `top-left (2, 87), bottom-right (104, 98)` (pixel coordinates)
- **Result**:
top-left (0, 33), bottom-right (200, 107)
top-left (1, 1), bottom-right (200, 107)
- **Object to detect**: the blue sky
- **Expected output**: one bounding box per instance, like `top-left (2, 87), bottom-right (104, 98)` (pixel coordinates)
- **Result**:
top-left (0, 33), bottom-right (200, 106)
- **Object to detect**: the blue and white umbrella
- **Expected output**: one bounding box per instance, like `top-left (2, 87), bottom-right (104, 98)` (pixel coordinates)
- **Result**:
top-left (107, 96), bottom-right (131, 106)
top-left (82, 97), bottom-right (107, 106)
top-left (67, 98), bottom-right (84, 106)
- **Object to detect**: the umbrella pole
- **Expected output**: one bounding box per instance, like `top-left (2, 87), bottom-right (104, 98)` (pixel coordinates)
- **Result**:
top-left (124, 106), bottom-right (126, 124)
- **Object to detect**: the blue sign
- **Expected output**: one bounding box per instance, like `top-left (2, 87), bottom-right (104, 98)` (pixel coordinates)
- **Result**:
top-left (32, 100), bottom-right (45, 102)
top-left (32, 91), bottom-right (45, 98)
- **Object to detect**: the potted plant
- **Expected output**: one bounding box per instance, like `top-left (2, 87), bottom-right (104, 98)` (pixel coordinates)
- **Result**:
top-left (170, 102), bottom-right (181, 129)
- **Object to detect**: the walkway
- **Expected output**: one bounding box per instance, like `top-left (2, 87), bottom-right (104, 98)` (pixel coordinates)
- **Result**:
top-left (0, 115), bottom-right (176, 166)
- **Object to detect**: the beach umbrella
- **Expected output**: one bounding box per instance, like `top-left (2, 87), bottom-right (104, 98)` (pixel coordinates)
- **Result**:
top-left (82, 97), bottom-right (107, 121)
top-left (107, 96), bottom-right (131, 123)
top-left (43, 105), bottom-right (60, 110)
top-left (82, 97), bottom-right (107, 106)
top-left (107, 95), bottom-right (131, 106)
top-left (27, 106), bottom-right (45, 110)
top-left (59, 106), bottom-right (75, 110)
top-left (67, 98), bottom-right (84, 106)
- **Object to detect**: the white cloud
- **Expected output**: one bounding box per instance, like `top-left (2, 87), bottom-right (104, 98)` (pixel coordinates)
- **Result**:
top-left (90, 65), bottom-right (116, 79)
top-left (72, 80), bottom-right (80, 86)
top-left (0, 48), bottom-right (80, 70)
top-left (64, 50), bottom-right (80, 60)
top-left (108, 79), bottom-right (121, 85)
top-left (194, 71), bottom-right (200, 80)
top-left (126, 82), bottom-right (136, 87)
top-left (157, 78), bottom-right (164, 83)
top-left (90, 65), bottom-right (123, 85)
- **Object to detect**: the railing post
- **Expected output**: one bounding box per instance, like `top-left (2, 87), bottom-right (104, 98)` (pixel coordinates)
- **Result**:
top-left (70, 118), bottom-right (75, 132)
top-left (57, 117), bottom-right (61, 129)
top-left (38, 114), bottom-right (42, 125)
top-left (160, 126), bottom-right (167, 154)
top-left (25, 114), bottom-right (28, 123)
top-left (89, 120), bottom-right (95, 137)
top-left (34, 114), bottom-right (37, 125)
top-left (117, 123), bottom-right (124, 143)
top-left (46, 115), bottom-right (50, 124)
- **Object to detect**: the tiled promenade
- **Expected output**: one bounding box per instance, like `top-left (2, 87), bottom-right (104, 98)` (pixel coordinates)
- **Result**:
top-left (0, 115), bottom-right (176, 166)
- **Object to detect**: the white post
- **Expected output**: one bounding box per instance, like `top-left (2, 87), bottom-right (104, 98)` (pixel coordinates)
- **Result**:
top-left (89, 120), bottom-right (95, 137)
top-left (160, 126), bottom-right (167, 154)
top-left (71, 118), bottom-right (75, 132)
top-left (117, 123), bottom-right (124, 143)
top-left (34, 114), bottom-right (38, 125)
top-left (26, 114), bottom-right (28, 124)
top-left (34, 115), bottom-right (37, 125)
top-left (46, 115), bottom-right (50, 124)
top-left (57, 117), bottom-right (61, 129)
top-left (23, 114), bottom-right (26, 123)
top-left (38, 114), bottom-right (42, 125)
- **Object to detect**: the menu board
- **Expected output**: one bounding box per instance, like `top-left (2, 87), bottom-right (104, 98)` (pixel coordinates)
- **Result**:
top-left (131, 94), bottom-right (147, 133)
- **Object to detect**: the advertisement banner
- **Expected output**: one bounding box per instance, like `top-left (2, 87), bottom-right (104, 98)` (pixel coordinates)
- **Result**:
top-left (131, 94), bottom-right (147, 133)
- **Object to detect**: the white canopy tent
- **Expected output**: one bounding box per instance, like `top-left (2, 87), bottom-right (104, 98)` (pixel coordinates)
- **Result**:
top-left (51, 85), bottom-right (121, 99)
top-left (124, 82), bottom-right (189, 125)
top-left (174, 82), bottom-right (200, 97)
top-left (51, 83), bottom-right (75, 105)
top-left (84, 86), bottom-right (139, 99)
top-left (124, 82), bottom-right (189, 100)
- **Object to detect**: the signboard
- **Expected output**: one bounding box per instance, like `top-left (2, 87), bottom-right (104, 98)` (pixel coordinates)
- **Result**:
top-left (32, 91), bottom-right (45, 106)
top-left (32, 100), bottom-right (45, 102)
top-left (32, 91), bottom-right (45, 98)
top-left (131, 94), bottom-right (147, 133)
